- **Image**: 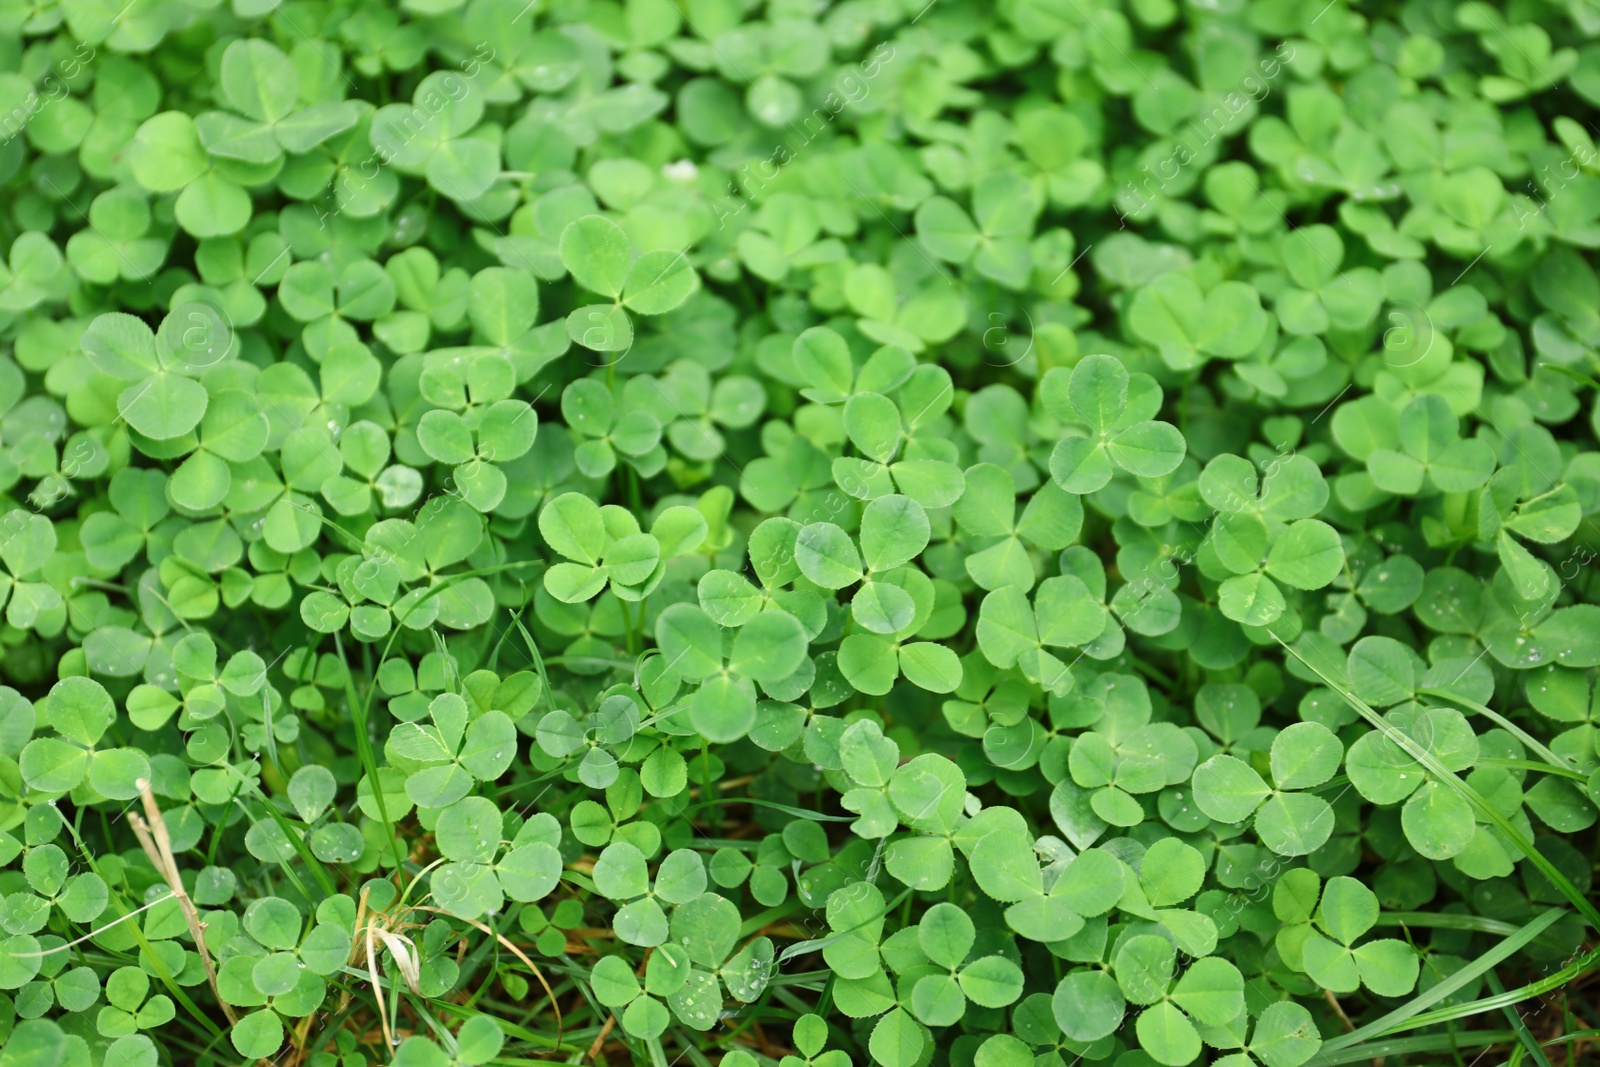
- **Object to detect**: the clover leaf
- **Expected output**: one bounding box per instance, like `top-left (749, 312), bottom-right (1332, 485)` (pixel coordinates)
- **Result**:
top-left (953, 463), bottom-right (1082, 591)
top-left (6, 2), bottom-right (1600, 1064)
top-left (370, 71), bottom-right (499, 202)
top-left (1107, 934), bottom-right (1246, 1067)
top-left (430, 799), bottom-right (562, 920)
top-left (1127, 274), bottom-right (1271, 372)
top-left (1191, 722), bottom-right (1344, 855)
top-left (201, 40), bottom-right (359, 169)
top-left (540, 493), bottom-right (704, 604)
top-left (82, 308), bottom-right (230, 441)
top-left (976, 577), bottom-right (1108, 695)
top-left (383, 692), bottom-right (516, 809)
top-left (1044, 355), bottom-right (1187, 493)
top-left (1282, 876), bottom-right (1420, 997)
top-left (560, 214), bottom-right (701, 352)
top-left (914, 171), bottom-right (1040, 289)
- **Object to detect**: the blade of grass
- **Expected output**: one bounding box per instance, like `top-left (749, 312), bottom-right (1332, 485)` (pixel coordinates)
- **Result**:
top-left (739, 899), bottom-right (805, 939)
top-left (510, 609), bottom-right (556, 716)
top-left (1474, 758), bottom-right (1587, 781)
top-left (1310, 1030), bottom-right (1517, 1066)
top-left (775, 888), bottom-right (912, 966)
top-left (1315, 908), bottom-right (1565, 1056)
top-left (1542, 1030), bottom-right (1600, 1047)
top-left (1392, 943), bottom-right (1600, 1032)
top-left (1486, 970), bottom-right (1555, 1067)
top-left (1418, 689), bottom-right (1573, 775)
top-left (1540, 364), bottom-right (1600, 391)
top-left (335, 628), bottom-right (408, 871)
top-left (1375, 910), bottom-right (1572, 948)
top-left (231, 787), bottom-right (338, 900)
top-left (682, 797), bottom-right (856, 822)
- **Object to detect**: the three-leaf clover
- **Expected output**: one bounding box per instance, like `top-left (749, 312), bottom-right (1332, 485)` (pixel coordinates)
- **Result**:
top-left (430, 798), bottom-right (563, 920)
top-left (785, 327), bottom-right (964, 507)
top-left (560, 214), bottom-right (700, 352)
top-left (1364, 394), bottom-right (1496, 496)
top-left (1200, 505), bottom-right (1346, 629)
top-left (0, 507), bottom-right (60, 630)
top-left (907, 903), bottom-right (1025, 1026)
top-left (1272, 225), bottom-right (1383, 335)
top-left (0, 232), bottom-right (70, 312)
top-left (561, 377), bottom-right (664, 478)
top-left (655, 601), bottom-right (809, 740)
top-left (953, 463), bottom-right (1083, 591)
top-left (591, 841), bottom-right (707, 947)
top-left (128, 111), bottom-right (255, 237)
top-left (541, 493), bottom-right (707, 604)
top-left (1478, 469), bottom-right (1581, 600)
top-left (81, 307), bottom-right (231, 441)
top-left (1058, 672), bottom-right (1197, 825)
top-left (1111, 934), bottom-right (1246, 1067)
top-left (976, 576), bottom-right (1109, 695)
top-left (1212, 1002), bottom-right (1322, 1067)
top-left (18, 677), bottom-right (149, 800)
top-left (370, 71), bottom-right (499, 202)
top-left (1126, 273), bottom-right (1271, 371)
top-left (416, 376), bottom-right (538, 513)
top-left (590, 943), bottom-right (693, 1039)
top-left (1191, 721), bottom-right (1345, 855)
top-left (64, 186), bottom-right (169, 284)
top-left (914, 171), bottom-right (1041, 289)
top-left (1044, 355), bottom-right (1187, 494)
top-left (665, 893), bottom-right (774, 1030)
top-left (969, 832), bottom-right (1122, 944)
top-left (1276, 875), bottom-right (1420, 997)
top-left (199, 40), bottom-right (359, 170)
top-left (382, 692), bottom-right (517, 809)
top-left (221, 897), bottom-right (352, 1057)
top-left (1344, 686), bottom-right (1482, 862)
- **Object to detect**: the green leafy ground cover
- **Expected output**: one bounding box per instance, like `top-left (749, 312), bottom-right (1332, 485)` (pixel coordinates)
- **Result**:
top-left (0, 0), bottom-right (1599, 1066)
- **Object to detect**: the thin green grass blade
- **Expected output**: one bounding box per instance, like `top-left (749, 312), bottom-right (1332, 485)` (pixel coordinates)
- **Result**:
top-left (1474, 758), bottom-right (1586, 781)
top-left (511, 610), bottom-right (556, 716)
top-left (1418, 688), bottom-right (1572, 774)
top-left (1375, 910), bottom-right (1571, 948)
top-left (1486, 970), bottom-right (1554, 1067)
top-left (1394, 943), bottom-right (1600, 1031)
top-left (233, 789), bottom-right (337, 899)
top-left (1309, 1031), bottom-right (1517, 1067)
top-left (683, 797), bottom-right (856, 822)
top-left (336, 629), bottom-right (408, 871)
top-left (1541, 1030), bottom-right (1600, 1047)
top-left (1314, 907), bottom-right (1565, 1056)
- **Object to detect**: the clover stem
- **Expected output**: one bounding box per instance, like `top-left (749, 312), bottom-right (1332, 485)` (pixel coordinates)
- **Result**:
top-left (1324, 988), bottom-right (1356, 1032)
top-left (626, 463), bottom-right (643, 514)
top-left (623, 598), bottom-right (639, 656)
